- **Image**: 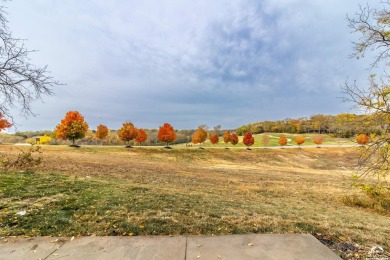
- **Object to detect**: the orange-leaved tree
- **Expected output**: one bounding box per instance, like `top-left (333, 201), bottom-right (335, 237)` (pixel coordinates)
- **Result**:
top-left (192, 126), bottom-right (207, 146)
top-left (135, 129), bottom-right (148, 145)
top-left (313, 135), bottom-right (324, 148)
top-left (243, 132), bottom-right (254, 149)
top-left (95, 124), bottom-right (109, 145)
top-left (118, 122), bottom-right (138, 147)
top-left (356, 133), bottom-right (369, 145)
top-left (223, 131), bottom-right (231, 147)
top-left (295, 136), bottom-right (305, 148)
top-left (231, 133), bottom-right (239, 145)
top-left (158, 123), bottom-right (176, 147)
top-left (56, 111), bottom-right (89, 146)
top-left (278, 135), bottom-right (288, 147)
top-left (209, 133), bottom-right (219, 145)
top-left (0, 112), bottom-right (12, 131)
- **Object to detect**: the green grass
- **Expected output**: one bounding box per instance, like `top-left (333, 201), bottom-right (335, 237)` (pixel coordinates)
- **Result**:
top-left (198, 133), bottom-right (355, 147)
top-left (0, 145), bottom-right (388, 259)
top-left (1, 170), bottom-right (324, 237)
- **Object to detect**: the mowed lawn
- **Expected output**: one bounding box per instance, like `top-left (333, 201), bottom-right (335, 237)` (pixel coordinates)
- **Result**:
top-left (200, 133), bottom-right (355, 147)
top-left (0, 145), bottom-right (389, 257)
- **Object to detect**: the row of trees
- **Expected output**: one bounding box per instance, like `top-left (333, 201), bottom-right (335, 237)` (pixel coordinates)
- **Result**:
top-left (54, 111), bottom-right (373, 149)
top-left (1, 110), bottom-right (372, 148)
top-left (54, 112), bottom-right (223, 147)
top-left (235, 113), bottom-right (382, 138)
top-left (54, 111), bottom-right (177, 147)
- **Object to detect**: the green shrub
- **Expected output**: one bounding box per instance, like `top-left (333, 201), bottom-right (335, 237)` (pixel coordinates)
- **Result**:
top-left (344, 183), bottom-right (390, 213)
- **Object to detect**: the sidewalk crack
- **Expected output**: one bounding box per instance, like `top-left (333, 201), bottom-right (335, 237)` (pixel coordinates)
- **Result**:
top-left (43, 239), bottom-right (67, 260)
top-left (184, 236), bottom-right (188, 260)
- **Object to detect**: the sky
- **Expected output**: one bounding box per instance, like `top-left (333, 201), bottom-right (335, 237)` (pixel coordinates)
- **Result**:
top-left (3, 0), bottom-right (384, 132)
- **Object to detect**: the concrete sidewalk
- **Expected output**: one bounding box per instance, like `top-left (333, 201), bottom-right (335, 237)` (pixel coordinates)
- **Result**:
top-left (0, 234), bottom-right (341, 260)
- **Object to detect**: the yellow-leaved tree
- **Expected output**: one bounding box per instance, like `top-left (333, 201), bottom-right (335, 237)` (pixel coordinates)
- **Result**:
top-left (356, 134), bottom-right (369, 146)
top-left (295, 136), bottom-right (305, 148)
top-left (192, 126), bottom-right (207, 148)
top-left (118, 122), bottom-right (138, 147)
top-left (223, 131), bottom-right (231, 148)
top-left (278, 135), bottom-right (287, 147)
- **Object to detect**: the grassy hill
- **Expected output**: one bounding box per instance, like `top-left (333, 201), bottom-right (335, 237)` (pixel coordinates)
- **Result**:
top-left (0, 144), bottom-right (388, 258)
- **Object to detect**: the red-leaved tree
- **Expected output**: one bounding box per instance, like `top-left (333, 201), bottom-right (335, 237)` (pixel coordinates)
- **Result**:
top-left (95, 124), bottom-right (109, 145)
top-left (135, 129), bottom-right (148, 145)
top-left (243, 132), bottom-right (254, 149)
top-left (0, 112), bottom-right (12, 131)
top-left (209, 133), bottom-right (219, 145)
top-left (56, 111), bottom-right (89, 146)
top-left (231, 133), bottom-right (239, 145)
top-left (118, 122), bottom-right (138, 147)
top-left (158, 123), bottom-right (176, 147)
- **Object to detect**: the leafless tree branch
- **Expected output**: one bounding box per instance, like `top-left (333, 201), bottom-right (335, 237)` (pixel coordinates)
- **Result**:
top-left (347, 2), bottom-right (390, 68)
top-left (0, 0), bottom-right (61, 122)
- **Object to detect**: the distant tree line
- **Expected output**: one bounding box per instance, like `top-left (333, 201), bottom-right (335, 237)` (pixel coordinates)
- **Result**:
top-left (1, 112), bottom-right (379, 145)
top-left (235, 113), bottom-right (381, 138)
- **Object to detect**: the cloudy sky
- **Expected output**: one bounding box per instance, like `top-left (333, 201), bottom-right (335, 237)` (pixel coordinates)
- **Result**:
top-left (3, 0), bottom-right (383, 132)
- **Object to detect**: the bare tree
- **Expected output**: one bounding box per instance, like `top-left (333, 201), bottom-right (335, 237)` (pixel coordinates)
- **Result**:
top-left (0, 2), bottom-right (60, 121)
top-left (344, 2), bottom-right (390, 187)
top-left (213, 124), bottom-right (221, 136)
top-left (347, 2), bottom-right (390, 68)
top-left (342, 75), bottom-right (390, 182)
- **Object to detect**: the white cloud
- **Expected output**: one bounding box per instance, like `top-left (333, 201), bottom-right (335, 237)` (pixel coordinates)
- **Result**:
top-left (3, 0), bottom-right (384, 131)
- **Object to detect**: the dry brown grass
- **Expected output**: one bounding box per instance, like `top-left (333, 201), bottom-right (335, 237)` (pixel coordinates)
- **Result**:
top-left (1, 145), bottom-right (389, 259)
